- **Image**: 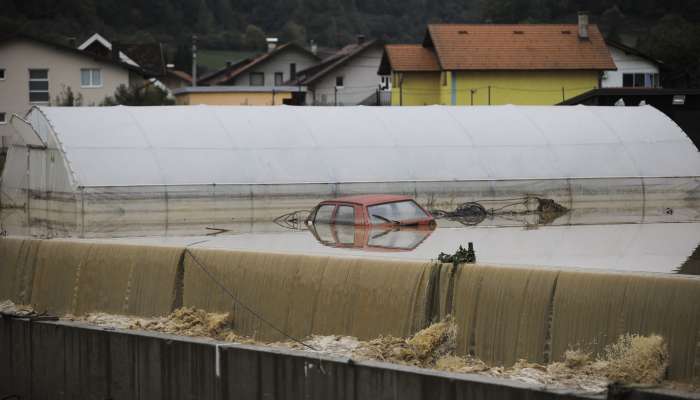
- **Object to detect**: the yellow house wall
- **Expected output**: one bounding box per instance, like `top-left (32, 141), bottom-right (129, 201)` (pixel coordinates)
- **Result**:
top-left (391, 72), bottom-right (441, 106)
top-left (450, 70), bottom-right (600, 105)
top-left (176, 91), bottom-right (293, 106)
top-left (439, 72), bottom-right (453, 105)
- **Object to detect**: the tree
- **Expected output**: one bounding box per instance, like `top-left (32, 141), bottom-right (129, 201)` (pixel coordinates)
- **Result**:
top-left (54, 85), bottom-right (83, 106)
top-left (195, 0), bottom-right (216, 33)
top-left (243, 24), bottom-right (266, 50)
top-left (282, 21), bottom-right (307, 45)
top-left (101, 84), bottom-right (174, 106)
top-left (639, 14), bottom-right (700, 88)
top-left (173, 43), bottom-right (193, 73)
top-left (479, 0), bottom-right (529, 23)
top-left (600, 5), bottom-right (625, 42)
top-left (210, 0), bottom-right (238, 29)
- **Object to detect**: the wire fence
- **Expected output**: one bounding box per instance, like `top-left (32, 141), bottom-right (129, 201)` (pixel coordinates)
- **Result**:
top-left (302, 83), bottom-right (596, 106)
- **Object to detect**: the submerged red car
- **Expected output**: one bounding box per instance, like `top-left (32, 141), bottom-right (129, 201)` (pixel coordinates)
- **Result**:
top-left (306, 194), bottom-right (436, 227)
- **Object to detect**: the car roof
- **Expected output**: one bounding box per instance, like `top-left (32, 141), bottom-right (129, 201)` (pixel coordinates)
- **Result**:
top-left (323, 194), bottom-right (414, 206)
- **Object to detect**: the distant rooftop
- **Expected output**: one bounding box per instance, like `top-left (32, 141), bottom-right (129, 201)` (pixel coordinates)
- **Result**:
top-left (425, 24), bottom-right (616, 71)
top-left (173, 86), bottom-right (304, 95)
top-left (381, 23), bottom-right (616, 73)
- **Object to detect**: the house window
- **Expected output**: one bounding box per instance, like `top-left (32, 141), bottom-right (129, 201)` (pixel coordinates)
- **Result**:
top-left (28, 69), bottom-right (49, 103)
top-left (0, 112), bottom-right (6, 124)
top-left (250, 72), bottom-right (264, 86)
top-left (274, 72), bottom-right (284, 86)
top-left (673, 95), bottom-right (686, 106)
top-left (0, 69), bottom-right (5, 80)
top-left (380, 75), bottom-right (391, 90)
top-left (622, 73), bottom-right (659, 88)
top-left (80, 68), bottom-right (102, 87)
top-left (290, 63), bottom-right (296, 80)
top-left (335, 76), bottom-right (344, 88)
top-left (623, 74), bottom-right (633, 87)
top-left (633, 73), bottom-right (645, 87)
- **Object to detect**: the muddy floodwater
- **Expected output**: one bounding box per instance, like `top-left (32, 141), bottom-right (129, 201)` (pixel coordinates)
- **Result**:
top-left (2, 206), bottom-right (698, 275)
top-left (82, 223), bottom-right (700, 275)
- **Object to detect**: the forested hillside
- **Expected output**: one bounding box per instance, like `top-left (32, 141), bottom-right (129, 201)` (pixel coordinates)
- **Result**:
top-left (2, 0), bottom-right (699, 86)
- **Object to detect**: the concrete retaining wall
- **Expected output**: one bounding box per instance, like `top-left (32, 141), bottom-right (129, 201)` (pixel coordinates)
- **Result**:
top-left (2, 317), bottom-right (696, 400)
top-left (0, 316), bottom-right (598, 400)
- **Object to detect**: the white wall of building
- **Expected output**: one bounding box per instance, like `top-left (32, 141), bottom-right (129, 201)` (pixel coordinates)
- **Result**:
top-left (0, 38), bottom-right (131, 147)
top-left (306, 45), bottom-right (384, 106)
top-left (602, 46), bottom-right (660, 88)
top-left (230, 47), bottom-right (318, 87)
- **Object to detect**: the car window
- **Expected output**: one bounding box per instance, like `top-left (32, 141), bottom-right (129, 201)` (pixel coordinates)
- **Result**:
top-left (335, 225), bottom-right (356, 245)
top-left (368, 201), bottom-right (428, 224)
top-left (314, 205), bottom-right (335, 224)
top-left (368, 229), bottom-right (429, 250)
top-left (314, 223), bottom-right (334, 243)
top-left (335, 205), bottom-right (355, 225)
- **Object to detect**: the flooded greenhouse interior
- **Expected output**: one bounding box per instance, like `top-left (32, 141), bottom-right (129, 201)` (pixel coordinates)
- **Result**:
top-left (2, 105), bottom-right (700, 385)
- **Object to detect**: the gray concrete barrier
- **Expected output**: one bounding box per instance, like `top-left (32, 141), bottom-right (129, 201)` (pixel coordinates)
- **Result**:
top-left (0, 316), bottom-right (595, 400)
top-left (1, 316), bottom-right (696, 400)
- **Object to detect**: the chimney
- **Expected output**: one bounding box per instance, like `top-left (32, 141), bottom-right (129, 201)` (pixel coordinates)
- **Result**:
top-left (310, 39), bottom-right (318, 55)
top-left (578, 11), bottom-right (589, 40)
top-left (111, 41), bottom-right (121, 62)
top-left (266, 37), bottom-right (278, 53)
top-left (357, 34), bottom-right (366, 45)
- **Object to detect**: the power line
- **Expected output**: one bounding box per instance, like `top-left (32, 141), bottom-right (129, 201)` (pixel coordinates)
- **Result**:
top-left (183, 246), bottom-right (318, 351)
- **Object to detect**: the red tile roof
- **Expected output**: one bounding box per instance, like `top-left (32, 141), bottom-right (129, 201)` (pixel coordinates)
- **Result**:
top-left (426, 24), bottom-right (616, 71)
top-left (167, 69), bottom-right (192, 84)
top-left (384, 44), bottom-right (440, 72)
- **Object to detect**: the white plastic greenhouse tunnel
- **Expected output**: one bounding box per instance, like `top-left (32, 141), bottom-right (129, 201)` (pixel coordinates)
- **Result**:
top-left (1, 104), bottom-right (699, 232)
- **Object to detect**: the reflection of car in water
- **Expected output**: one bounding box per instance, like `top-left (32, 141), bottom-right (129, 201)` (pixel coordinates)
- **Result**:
top-left (306, 195), bottom-right (436, 227)
top-left (305, 195), bottom-right (436, 251)
top-left (308, 223), bottom-right (435, 252)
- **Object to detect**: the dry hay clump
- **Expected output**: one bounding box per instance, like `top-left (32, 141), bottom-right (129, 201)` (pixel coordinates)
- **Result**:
top-left (352, 320), bottom-right (669, 394)
top-left (0, 300), bottom-right (36, 317)
top-left (133, 307), bottom-right (250, 343)
top-left (435, 355), bottom-right (491, 374)
top-left (510, 334), bottom-right (669, 392)
top-left (355, 318), bottom-right (457, 367)
top-left (601, 333), bottom-right (669, 384)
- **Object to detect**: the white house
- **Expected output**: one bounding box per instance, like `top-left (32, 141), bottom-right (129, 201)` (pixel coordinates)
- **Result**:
top-left (602, 40), bottom-right (661, 88)
top-left (292, 37), bottom-right (385, 106)
top-left (0, 33), bottom-right (144, 150)
top-left (199, 40), bottom-right (320, 88)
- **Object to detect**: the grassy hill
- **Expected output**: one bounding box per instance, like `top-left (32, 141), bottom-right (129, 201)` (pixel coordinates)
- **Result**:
top-left (198, 49), bottom-right (257, 72)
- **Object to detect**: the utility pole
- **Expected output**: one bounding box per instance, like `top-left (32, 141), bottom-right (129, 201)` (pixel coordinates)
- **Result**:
top-left (192, 35), bottom-right (198, 87)
top-left (334, 86), bottom-right (338, 106)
